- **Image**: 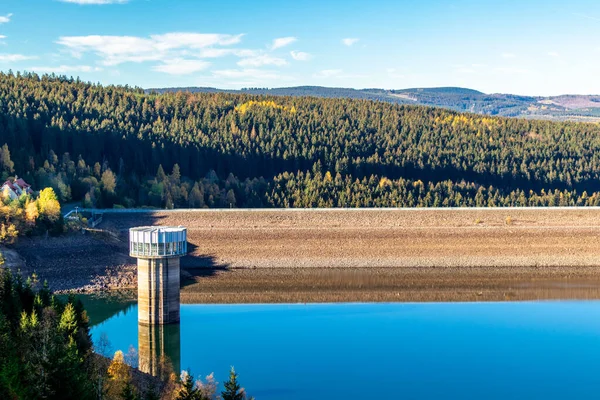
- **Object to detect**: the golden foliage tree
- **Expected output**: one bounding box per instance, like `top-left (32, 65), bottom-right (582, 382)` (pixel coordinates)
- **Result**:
top-left (25, 199), bottom-right (39, 226)
top-left (105, 350), bottom-right (135, 399)
top-left (37, 187), bottom-right (61, 223)
top-left (0, 223), bottom-right (18, 244)
top-left (101, 169), bottom-right (117, 194)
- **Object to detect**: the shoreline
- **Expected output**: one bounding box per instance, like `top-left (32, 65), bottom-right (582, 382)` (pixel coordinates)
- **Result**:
top-left (52, 264), bottom-right (600, 303)
top-left (10, 208), bottom-right (600, 301)
top-left (60, 266), bottom-right (600, 303)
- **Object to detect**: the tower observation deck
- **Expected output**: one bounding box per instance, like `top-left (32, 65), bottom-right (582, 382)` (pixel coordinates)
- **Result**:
top-left (130, 226), bottom-right (187, 325)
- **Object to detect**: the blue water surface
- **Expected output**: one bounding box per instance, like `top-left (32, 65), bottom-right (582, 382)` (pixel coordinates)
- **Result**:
top-left (91, 302), bottom-right (600, 399)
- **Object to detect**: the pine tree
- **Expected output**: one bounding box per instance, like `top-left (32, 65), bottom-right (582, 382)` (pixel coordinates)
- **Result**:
top-left (176, 371), bottom-right (198, 400)
top-left (221, 367), bottom-right (252, 400)
top-left (171, 164), bottom-right (181, 185)
top-left (0, 144), bottom-right (14, 174)
top-left (156, 165), bottom-right (167, 183)
top-left (143, 383), bottom-right (161, 400)
top-left (121, 379), bottom-right (138, 400)
top-left (59, 303), bottom-right (78, 337)
top-left (188, 183), bottom-right (204, 208)
top-left (226, 189), bottom-right (236, 208)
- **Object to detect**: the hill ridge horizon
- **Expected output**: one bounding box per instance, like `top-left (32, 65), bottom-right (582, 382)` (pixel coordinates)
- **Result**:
top-left (146, 85), bottom-right (600, 122)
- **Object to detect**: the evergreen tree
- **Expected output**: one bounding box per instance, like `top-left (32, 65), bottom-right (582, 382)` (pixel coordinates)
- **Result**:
top-left (0, 144), bottom-right (14, 174)
top-left (121, 379), bottom-right (138, 400)
top-left (156, 165), bottom-right (167, 183)
top-left (171, 164), bottom-right (181, 185)
top-left (177, 371), bottom-right (199, 400)
top-left (221, 367), bottom-right (252, 400)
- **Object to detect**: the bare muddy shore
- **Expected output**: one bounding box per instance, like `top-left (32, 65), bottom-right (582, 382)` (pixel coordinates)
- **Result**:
top-left (8, 208), bottom-right (600, 301)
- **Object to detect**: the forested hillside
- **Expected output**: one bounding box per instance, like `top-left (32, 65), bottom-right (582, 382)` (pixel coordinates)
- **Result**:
top-left (2, 72), bottom-right (600, 209)
top-left (151, 86), bottom-right (600, 121)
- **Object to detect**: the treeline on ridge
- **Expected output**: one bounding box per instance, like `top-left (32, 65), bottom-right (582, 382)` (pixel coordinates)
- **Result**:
top-left (1, 71), bottom-right (600, 208)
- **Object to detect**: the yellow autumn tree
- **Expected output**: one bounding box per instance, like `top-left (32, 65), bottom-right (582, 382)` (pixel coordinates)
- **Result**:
top-left (105, 350), bottom-right (135, 399)
top-left (108, 350), bottom-right (129, 380)
top-left (1, 186), bottom-right (12, 200)
top-left (0, 223), bottom-right (18, 244)
top-left (378, 177), bottom-right (391, 189)
top-left (25, 199), bottom-right (39, 226)
top-left (37, 187), bottom-right (61, 222)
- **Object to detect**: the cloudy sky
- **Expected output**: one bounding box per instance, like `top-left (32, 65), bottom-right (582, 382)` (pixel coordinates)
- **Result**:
top-left (1, 0), bottom-right (600, 95)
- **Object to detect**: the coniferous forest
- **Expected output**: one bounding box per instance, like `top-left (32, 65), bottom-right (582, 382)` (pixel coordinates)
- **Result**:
top-left (2, 72), bottom-right (600, 208)
top-left (0, 267), bottom-right (253, 400)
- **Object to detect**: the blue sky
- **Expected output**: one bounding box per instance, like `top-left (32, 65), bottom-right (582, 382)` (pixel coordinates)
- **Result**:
top-left (1, 0), bottom-right (600, 95)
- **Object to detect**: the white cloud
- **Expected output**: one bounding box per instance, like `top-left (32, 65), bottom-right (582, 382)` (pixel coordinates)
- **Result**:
top-left (57, 35), bottom-right (159, 65)
top-left (152, 59), bottom-right (210, 75)
top-left (233, 49), bottom-right (259, 58)
top-left (238, 54), bottom-right (287, 67)
top-left (152, 33), bottom-right (243, 50)
top-left (271, 37), bottom-right (297, 50)
top-left (501, 52), bottom-right (516, 58)
top-left (290, 50), bottom-right (312, 61)
top-left (0, 54), bottom-right (36, 62)
top-left (59, 0), bottom-right (128, 3)
top-left (342, 38), bottom-right (359, 47)
top-left (192, 48), bottom-right (259, 59)
top-left (195, 48), bottom-right (233, 58)
top-left (548, 51), bottom-right (559, 57)
top-left (28, 65), bottom-right (102, 73)
top-left (56, 33), bottom-right (244, 66)
top-left (0, 13), bottom-right (12, 24)
top-left (193, 48), bottom-right (235, 58)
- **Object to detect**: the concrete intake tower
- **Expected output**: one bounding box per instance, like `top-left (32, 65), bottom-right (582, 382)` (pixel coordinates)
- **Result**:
top-left (129, 226), bottom-right (187, 325)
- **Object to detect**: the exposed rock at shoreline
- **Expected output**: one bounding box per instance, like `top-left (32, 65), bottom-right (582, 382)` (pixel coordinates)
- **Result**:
top-left (9, 208), bottom-right (600, 301)
top-left (12, 231), bottom-right (135, 293)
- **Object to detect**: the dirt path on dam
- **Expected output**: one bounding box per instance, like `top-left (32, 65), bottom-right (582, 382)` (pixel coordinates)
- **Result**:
top-left (12, 208), bottom-right (600, 301)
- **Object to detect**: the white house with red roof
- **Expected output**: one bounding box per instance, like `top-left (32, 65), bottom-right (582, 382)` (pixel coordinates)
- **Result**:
top-left (1, 176), bottom-right (33, 200)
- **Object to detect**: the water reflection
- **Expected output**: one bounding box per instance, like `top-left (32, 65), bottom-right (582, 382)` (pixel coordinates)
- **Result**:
top-left (91, 302), bottom-right (600, 400)
top-left (138, 323), bottom-right (181, 377)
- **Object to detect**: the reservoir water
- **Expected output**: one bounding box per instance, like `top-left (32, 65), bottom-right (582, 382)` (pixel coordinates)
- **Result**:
top-left (90, 301), bottom-right (600, 399)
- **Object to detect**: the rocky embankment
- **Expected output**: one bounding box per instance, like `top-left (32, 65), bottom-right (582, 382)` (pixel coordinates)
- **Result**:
top-left (6, 208), bottom-right (600, 301)
top-left (9, 230), bottom-right (136, 293)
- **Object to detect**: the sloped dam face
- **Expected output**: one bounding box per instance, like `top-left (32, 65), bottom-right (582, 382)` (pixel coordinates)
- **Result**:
top-left (89, 301), bottom-right (600, 400)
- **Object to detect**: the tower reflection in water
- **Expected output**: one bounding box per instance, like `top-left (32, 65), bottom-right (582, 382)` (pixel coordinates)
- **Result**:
top-left (138, 323), bottom-right (181, 377)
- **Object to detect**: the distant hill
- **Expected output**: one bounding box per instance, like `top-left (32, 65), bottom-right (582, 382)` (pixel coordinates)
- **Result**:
top-left (8, 72), bottom-right (600, 211)
top-left (147, 86), bottom-right (600, 122)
